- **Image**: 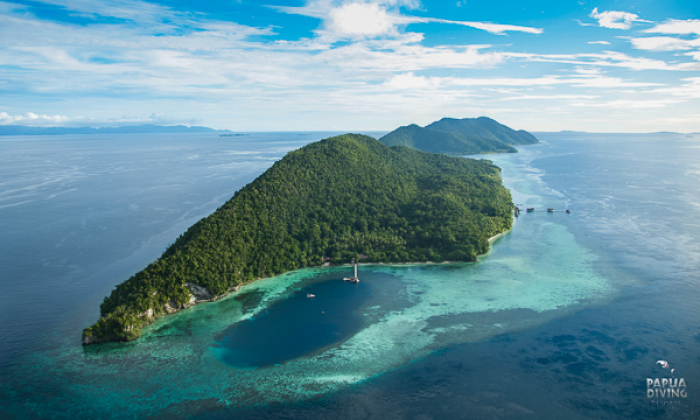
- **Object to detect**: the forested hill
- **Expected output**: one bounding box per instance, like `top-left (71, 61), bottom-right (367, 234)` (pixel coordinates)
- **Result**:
top-left (427, 117), bottom-right (539, 146)
top-left (83, 134), bottom-right (513, 344)
top-left (379, 117), bottom-right (538, 155)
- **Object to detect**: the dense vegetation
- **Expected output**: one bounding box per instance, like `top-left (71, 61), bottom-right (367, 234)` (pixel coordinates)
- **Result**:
top-left (83, 134), bottom-right (513, 343)
top-left (427, 117), bottom-right (539, 145)
top-left (379, 116), bottom-right (538, 155)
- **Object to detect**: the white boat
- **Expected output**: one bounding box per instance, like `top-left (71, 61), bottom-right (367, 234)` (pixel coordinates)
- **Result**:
top-left (306, 293), bottom-right (315, 298)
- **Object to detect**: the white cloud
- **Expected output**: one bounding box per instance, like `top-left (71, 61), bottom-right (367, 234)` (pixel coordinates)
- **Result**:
top-left (628, 36), bottom-right (700, 52)
top-left (321, 43), bottom-right (506, 72)
top-left (326, 2), bottom-right (397, 39)
top-left (0, 112), bottom-right (72, 125)
top-left (499, 94), bottom-right (599, 101)
top-left (483, 88), bottom-right (524, 94)
top-left (511, 50), bottom-right (700, 71)
top-left (446, 76), bottom-right (563, 86)
top-left (385, 72), bottom-right (441, 89)
top-left (275, 0), bottom-right (543, 41)
top-left (383, 72), bottom-right (659, 89)
top-left (570, 99), bottom-right (682, 108)
top-left (21, 0), bottom-right (189, 26)
top-left (648, 77), bottom-right (700, 99)
top-left (631, 20), bottom-right (700, 65)
top-left (0, 111), bottom-right (199, 127)
top-left (643, 19), bottom-right (700, 35)
top-left (424, 18), bottom-right (543, 35)
top-left (572, 67), bottom-right (603, 75)
top-left (588, 41), bottom-right (610, 45)
top-left (589, 8), bottom-right (647, 30)
top-left (569, 75), bottom-right (659, 88)
top-left (686, 51), bottom-right (700, 61)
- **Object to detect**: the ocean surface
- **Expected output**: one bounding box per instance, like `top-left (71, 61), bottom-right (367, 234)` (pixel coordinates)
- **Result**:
top-left (0, 131), bottom-right (698, 419)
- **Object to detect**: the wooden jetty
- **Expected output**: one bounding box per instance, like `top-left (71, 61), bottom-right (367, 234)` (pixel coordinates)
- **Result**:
top-left (521, 208), bottom-right (571, 213)
top-left (343, 258), bottom-right (360, 283)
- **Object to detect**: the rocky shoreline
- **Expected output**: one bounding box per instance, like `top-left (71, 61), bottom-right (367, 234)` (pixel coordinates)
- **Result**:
top-left (82, 283), bottom-right (239, 345)
top-left (82, 235), bottom-right (513, 346)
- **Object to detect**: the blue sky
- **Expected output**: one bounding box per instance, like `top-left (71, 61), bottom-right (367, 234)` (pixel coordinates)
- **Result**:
top-left (1, 0), bottom-right (699, 132)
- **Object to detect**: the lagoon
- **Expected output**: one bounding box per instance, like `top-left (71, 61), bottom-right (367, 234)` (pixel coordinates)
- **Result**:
top-left (216, 273), bottom-right (371, 368)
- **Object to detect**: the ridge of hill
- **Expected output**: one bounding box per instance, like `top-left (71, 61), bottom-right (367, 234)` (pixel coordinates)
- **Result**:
top-left (379, 117), bottom-right (538, 155)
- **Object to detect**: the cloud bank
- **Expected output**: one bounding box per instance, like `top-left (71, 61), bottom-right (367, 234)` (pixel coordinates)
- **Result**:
top-left (0, 0), bottom-right (698, 132)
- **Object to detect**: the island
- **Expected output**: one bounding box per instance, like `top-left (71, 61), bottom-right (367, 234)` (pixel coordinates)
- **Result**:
top-left (83, 134), bottom-right (514, 344)
top-left (379, 116), bottom-right (538, 155)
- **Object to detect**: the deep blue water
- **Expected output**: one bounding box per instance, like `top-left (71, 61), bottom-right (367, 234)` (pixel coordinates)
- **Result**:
top-left (0, 131), bottom-right (349, 365)
top-left (1, 131), bottom-right (699, 419)
top-left (217, 274), bottom-right (371, 367)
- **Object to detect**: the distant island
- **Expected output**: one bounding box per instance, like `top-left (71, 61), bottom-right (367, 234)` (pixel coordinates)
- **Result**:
top-left (0, 124), bottom-right (230, 136)
top-left (83, 134), bottom-right (513, 344)
top-left (379, 116), bottom-right (538, 155)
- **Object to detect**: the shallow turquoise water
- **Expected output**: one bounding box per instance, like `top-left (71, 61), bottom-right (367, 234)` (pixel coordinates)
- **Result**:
top-left (2, 132), bottom-right (698, 419)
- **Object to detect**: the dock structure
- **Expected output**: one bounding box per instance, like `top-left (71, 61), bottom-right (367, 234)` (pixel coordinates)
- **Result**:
top-left (522, 208), bottom-right (571, 213)
top-left (343, 258), bottom-right (360, 283)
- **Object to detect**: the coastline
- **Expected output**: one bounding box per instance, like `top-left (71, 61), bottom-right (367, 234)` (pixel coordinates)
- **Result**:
top-left (84, 225), bottom-right (513, 345)
top-left (488, 230), bottom-right (508, 243)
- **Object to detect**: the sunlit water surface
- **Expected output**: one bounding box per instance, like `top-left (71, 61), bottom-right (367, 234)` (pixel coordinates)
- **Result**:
top-left (1, 132), bottom-right (699, 419)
